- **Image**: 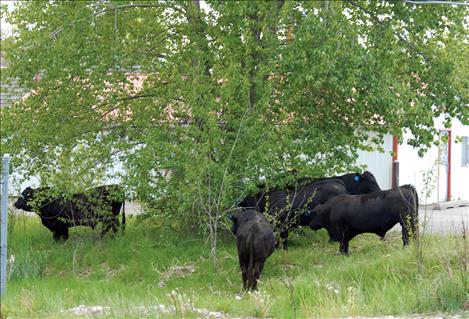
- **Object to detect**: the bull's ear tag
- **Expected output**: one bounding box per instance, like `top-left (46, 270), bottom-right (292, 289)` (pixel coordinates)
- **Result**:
top-left (354, 176), bottom-right (360, 182)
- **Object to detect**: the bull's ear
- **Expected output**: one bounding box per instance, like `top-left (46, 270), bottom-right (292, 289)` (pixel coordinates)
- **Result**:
top-left (354, 173), bottom-right (360, 182)
top-left (228, 214), bottom-right (237, 222)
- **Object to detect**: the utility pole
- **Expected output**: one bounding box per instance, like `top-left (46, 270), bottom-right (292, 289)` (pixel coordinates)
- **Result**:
top-left (1, 154), bottom-right (10, 296)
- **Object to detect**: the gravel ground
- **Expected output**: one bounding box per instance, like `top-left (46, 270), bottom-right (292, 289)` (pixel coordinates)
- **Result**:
top-left (60, 303), bottom-right (468, 319)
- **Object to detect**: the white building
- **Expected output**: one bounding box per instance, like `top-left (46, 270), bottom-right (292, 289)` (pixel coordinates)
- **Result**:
top-left (356, 118), bottom-right (469, 203)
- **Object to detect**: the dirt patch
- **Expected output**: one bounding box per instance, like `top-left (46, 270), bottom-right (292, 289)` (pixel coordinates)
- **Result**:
top-left (157, 262), bottom-right (196, 287)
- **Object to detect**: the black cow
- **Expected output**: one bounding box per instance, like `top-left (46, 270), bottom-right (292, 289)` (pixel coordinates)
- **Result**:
top-left (230, 209), bottom-right (275, 290)
top-left (239, 179), bottom-right (347, 250)
top-left (309, 185), bottom-right (419, 255)
top-left (294, 171), bottom-right (381, 195)
top-left (14, 185), bottom-right (125, 241)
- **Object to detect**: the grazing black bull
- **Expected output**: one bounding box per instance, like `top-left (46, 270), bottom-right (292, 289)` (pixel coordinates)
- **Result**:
top-left (230, 209), bottom-right (275, 290)
top-left (14, 185), bottom-right (125, 241)
top-left (309, 185), bottom-right (419, 255)
top-left (239, 179), bottom-right (347, 250)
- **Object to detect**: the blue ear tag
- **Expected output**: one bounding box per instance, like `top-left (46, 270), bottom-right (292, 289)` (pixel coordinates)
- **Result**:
top-left (354, 176), bottom-right (360, 182)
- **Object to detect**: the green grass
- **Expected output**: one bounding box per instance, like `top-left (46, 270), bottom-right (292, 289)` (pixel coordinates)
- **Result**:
top-left (1, 214), bottom-right (468, 318)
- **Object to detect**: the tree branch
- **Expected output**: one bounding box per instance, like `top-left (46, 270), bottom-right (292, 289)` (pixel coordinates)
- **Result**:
top-left (345, 0), bottom-right (431, 63)
top-left (50, 3), bottom-right (162, 38)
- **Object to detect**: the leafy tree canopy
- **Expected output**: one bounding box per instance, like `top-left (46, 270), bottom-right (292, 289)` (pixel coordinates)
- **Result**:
top-left (1, 0), bottom-right (468, 218)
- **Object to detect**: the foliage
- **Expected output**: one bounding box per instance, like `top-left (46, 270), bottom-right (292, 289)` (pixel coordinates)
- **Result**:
top-left (1, 1), bottom-right (468, 224)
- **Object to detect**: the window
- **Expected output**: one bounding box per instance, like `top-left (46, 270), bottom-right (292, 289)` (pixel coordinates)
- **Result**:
top-left (462, 136), bottom-right (469, 167)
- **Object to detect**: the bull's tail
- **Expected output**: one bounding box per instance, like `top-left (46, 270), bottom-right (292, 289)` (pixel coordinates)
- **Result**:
top-left (121, 201), bottom-right (126, 232)
top-left (412, 187), bottom-right (419, 240)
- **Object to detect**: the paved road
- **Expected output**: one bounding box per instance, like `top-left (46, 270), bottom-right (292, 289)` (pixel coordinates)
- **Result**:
top-left (385, 205), bottom-right (469, 235)
top-left (418, 205), bottom-right (469, 235)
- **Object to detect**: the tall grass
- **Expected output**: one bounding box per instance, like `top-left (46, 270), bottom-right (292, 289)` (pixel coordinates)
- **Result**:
top-left (1, 214), bottom-right (468, 318)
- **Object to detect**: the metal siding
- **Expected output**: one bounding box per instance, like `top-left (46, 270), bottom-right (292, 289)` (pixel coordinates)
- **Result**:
top-left (355, 134), bottom-right (393, 190)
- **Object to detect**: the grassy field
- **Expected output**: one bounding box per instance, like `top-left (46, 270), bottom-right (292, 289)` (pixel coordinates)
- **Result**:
top-left (1, 213), bottom-right (468, 319)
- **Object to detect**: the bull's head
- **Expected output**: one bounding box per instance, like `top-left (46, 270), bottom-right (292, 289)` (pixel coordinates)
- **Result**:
top-left (14, 186), bottom-right (53, 212)
top-left (354, 171), bottom-right (381, 194)
top-left (14, 187), bottom-right (36, 212)
top-left (228, 213), bottom-right (238, 235)
top-left (308, 204), bottom-right (323, 230)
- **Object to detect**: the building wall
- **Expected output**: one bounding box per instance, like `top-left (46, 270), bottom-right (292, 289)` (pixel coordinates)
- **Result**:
top-left (355, 134), bottom-right (393, 190)
top-left (398, 137), bottom-right (440, 203)
top-left (399, 118), bottom-right (469, 203)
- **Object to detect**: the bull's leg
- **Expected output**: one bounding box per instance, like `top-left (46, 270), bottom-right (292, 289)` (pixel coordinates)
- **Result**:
top-left (41, 218), bottom-right (69, 242)
top-left (281, 230), bottom-right (289, 251)
top-left (53, 232), bottom-right (61, 242)
top-left (61, 227), bottom-right (69, 241)
top-left (240, 260), bottom-right (248, 290)
top-left (339, 236), bottom-right (349, 255)
top-left (246, 262), bottom-right (255, 290)
top-left (109, 202), bottom-right (123, 234)
top-left (337, 227), bottom-right (350, 255)
top-left (41, 218), bottom-right (55, 233)
top-left (339, 240), bottom-right (349, 255)
top-left (252, 261), bottom-right (265, 290)
top-left (99, 215), bottom-right (114, 238)
top-left (111, 216), bottom-right (120, 233)
top-left (400, 220), bottom-right (410, 246)
top-left (99, 224), bottom-right (111, 238)
top-left (54, 223), bottom-right (69, 242)
top-left (378, 231), bottom-right (387, 242)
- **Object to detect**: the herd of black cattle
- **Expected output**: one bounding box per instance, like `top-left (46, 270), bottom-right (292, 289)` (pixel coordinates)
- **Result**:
top-left (13, 171), bottom-right (419, 290)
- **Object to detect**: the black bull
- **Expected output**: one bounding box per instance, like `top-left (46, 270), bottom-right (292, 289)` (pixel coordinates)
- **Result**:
top-left (230, 209), bottom-right (275, 290)
top-left (14, 185), bottom-right (125, 241)
top-left (310, 185), bottom-right (419, 255)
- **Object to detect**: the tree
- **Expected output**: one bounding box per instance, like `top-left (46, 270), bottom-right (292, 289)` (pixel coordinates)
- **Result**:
top-left (1, 1), bottom-right (467, 262)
